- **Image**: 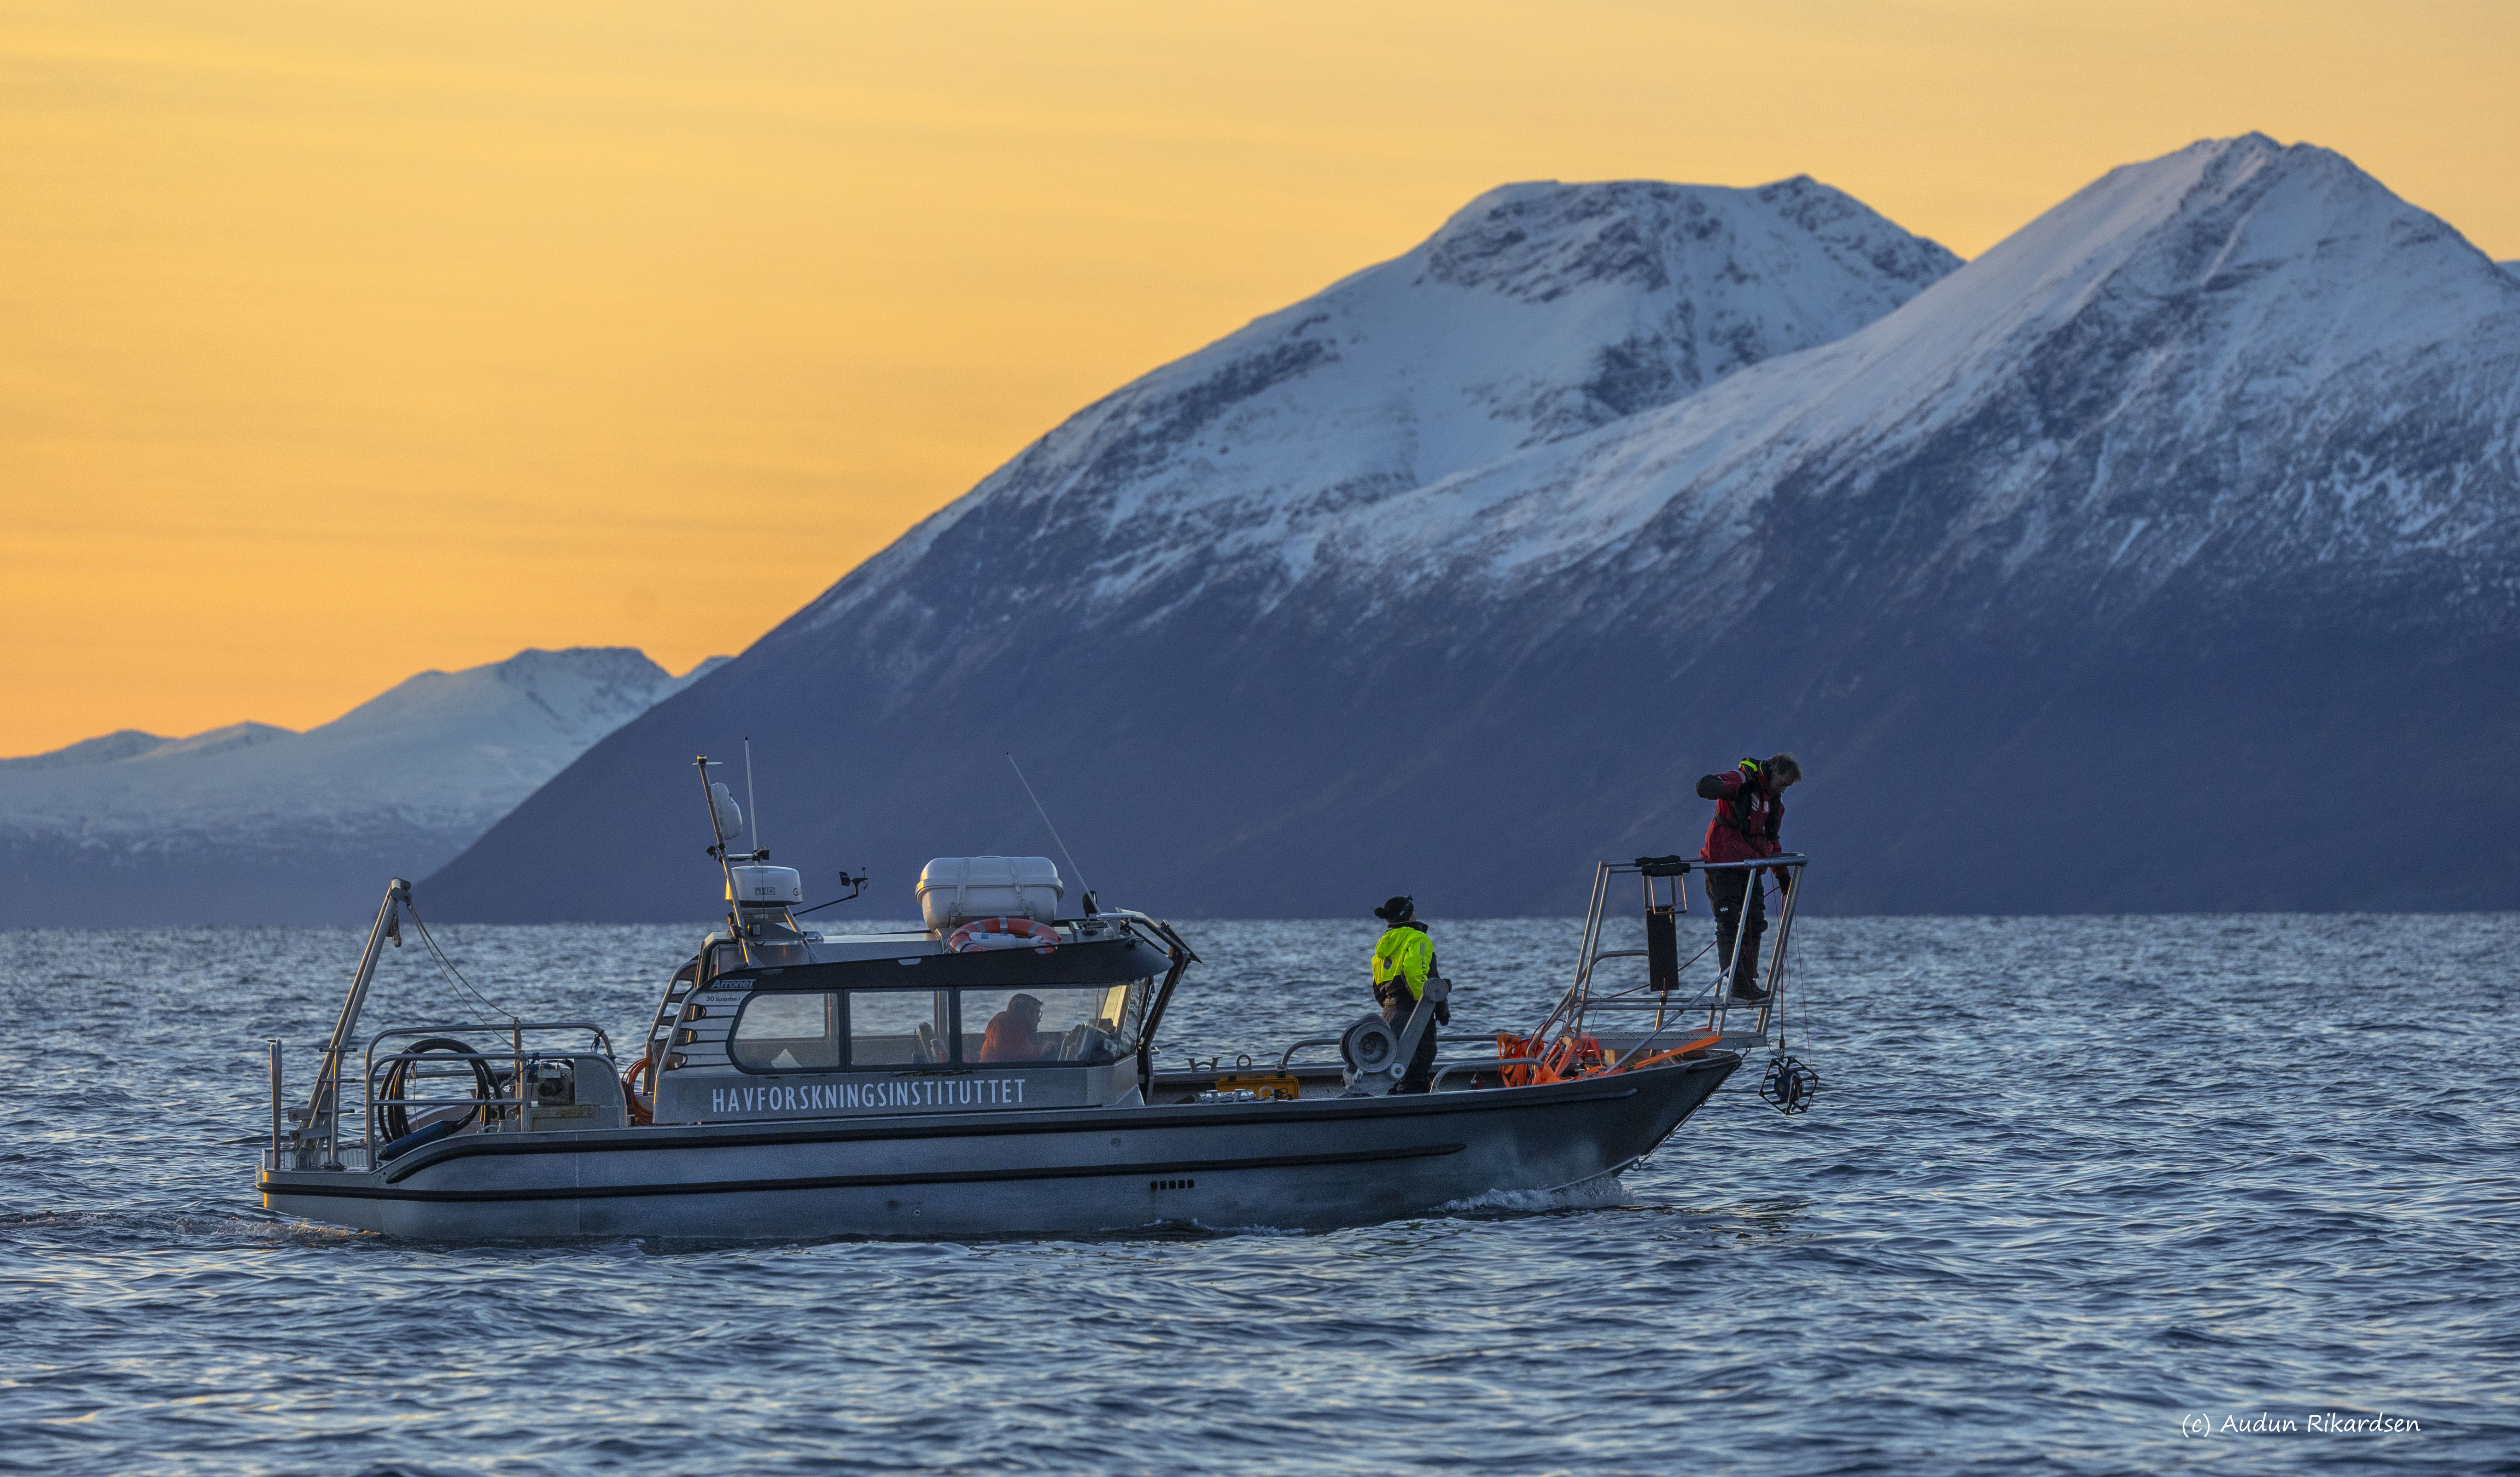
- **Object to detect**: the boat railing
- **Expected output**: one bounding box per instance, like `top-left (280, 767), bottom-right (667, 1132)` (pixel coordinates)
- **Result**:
top-left (353, 1022), bottom-right (616, 1162)
top-left (1528, 854), bottom-right (1810, 1057)
top-left (1177, 1035), bottom-right (1540, 1095)
top-left (1426, 1057), bottom-right (1544, 1093)
top-left (1273, 1031), bottom-right (1506, 1073)
top-left (1275, 1038), bottom-right (1341, 1071)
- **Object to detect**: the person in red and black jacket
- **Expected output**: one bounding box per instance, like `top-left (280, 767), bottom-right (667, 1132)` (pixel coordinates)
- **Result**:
top-left (1695, 753), bottom-right (1803, 1001)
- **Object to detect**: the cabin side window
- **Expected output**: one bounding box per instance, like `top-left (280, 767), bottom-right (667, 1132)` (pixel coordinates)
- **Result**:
top-left (846, 988), bottom-right (953, 1068)
top-left (729, 992), bottom-right (839, 1072)
top-left (957, 980), bottom-right (1151, 1065)
top-left (729, 980), bottom-right (1149, 1073)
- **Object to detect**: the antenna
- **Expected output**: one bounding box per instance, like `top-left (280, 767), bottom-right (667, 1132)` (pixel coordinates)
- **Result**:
top-left (1007, 752), bottom-right (1092, 904)
top-left (743, 736), bottom-right (760, 855)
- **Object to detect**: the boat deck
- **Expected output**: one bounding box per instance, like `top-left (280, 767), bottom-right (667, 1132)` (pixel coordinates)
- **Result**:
top-left (1152, 1011), bottom-right (1767, 1104)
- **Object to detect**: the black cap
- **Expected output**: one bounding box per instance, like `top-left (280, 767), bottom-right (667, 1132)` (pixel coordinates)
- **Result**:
top-left (1373, 895), bottom-right (1415, 923)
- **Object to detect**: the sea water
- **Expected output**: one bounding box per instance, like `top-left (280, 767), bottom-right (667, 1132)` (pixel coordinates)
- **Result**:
top-left (1, 914), bottom-right (2513, 1474)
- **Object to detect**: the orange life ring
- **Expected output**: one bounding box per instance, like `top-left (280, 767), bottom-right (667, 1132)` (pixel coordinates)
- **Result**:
top-left (622, 1052), bottom-right (656, 1127)
top-left (945, 916), bottom-right (1061, 954)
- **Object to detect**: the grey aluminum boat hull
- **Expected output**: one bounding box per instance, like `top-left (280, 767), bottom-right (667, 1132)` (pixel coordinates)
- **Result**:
top-left (259, 1055), bottom-right (1738, 1240)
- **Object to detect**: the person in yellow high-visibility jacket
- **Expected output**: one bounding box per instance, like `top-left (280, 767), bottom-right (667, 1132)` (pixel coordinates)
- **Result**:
top-left (1371, 895), bottom-right (1447, 1093)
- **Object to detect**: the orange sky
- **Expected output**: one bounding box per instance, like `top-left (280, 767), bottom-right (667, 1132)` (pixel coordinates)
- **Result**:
top-left (3, 0), bottom-right (2514, 756)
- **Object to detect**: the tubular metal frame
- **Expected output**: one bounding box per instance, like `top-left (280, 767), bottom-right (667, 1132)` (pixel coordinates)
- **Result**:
top-left (358, 1022), bottom-right (616, 1160)
top-left (1531, 855), bottom-right (1809, 1055)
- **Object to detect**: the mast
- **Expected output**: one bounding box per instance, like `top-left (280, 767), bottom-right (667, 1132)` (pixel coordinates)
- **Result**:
top-left (696, 754), bottom-right (747, 960)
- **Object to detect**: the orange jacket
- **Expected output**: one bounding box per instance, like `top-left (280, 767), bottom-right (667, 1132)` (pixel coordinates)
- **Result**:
top-left (978, 1013), bottom-right (1044, 1062)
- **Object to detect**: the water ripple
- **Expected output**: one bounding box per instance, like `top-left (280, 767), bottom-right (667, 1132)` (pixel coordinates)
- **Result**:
top-left (1, 914), bottom-right (2514, 1473)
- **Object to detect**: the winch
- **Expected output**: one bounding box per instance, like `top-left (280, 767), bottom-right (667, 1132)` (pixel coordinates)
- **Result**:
top-left (1338, 975), bottom-right (1450, 1095)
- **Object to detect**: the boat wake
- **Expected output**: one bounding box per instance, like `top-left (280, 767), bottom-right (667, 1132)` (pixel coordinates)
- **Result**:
top-left (0, 1206), bottom-right (369, 1251)
top-left (1439, 1175), bottom-right (1635, 1219)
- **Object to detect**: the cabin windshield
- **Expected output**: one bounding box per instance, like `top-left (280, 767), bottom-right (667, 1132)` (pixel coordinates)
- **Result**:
top-left (961, 983), bottom-right (1145, 1065)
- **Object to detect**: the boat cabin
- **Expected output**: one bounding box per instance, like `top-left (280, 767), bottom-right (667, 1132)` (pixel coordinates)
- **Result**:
top-left (639, 855), bottom-right (1189, 1123)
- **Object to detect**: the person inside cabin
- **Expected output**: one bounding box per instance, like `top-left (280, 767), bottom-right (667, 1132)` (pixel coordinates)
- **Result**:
top-left (1694, 752), bottom-right (1802, 1002)
top-left (978, 993), bottom-right (1047, 1063)
top-left (1370, 896), bottom-right (1447, 1093)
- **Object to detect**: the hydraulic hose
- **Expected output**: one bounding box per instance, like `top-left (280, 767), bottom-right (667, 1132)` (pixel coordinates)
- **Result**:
top-left (379, 1036), bottom-right (496, 1141)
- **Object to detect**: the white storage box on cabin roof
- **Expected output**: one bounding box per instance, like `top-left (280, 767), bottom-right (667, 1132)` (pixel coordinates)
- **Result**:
top-left (918, 856), bottom-right (1063, 930)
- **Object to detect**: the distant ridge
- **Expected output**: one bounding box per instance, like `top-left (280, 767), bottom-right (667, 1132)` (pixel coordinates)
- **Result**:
top-left (420, 138), bottom-right (2520, 919)
top-left (2, 730), bottom-right (187, 771)
top-left (0, 647), bottom-right (726, 925)
top-left (2, 723), bottom-right (297, 772)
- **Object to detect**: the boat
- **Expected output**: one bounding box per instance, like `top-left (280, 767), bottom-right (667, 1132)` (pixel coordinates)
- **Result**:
top-left (256, 760), bottom-right (1817, 1239)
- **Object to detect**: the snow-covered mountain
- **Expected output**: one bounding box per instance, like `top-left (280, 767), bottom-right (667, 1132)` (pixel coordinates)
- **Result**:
top-left (430, 138), bottom-right (2520, 920)
top-left (0, 648), bottom-right (725, 925)
top-left (1397, 136), bottom-right (2520, 635)
top-left (806, 177), bottom-right (1957, 649)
